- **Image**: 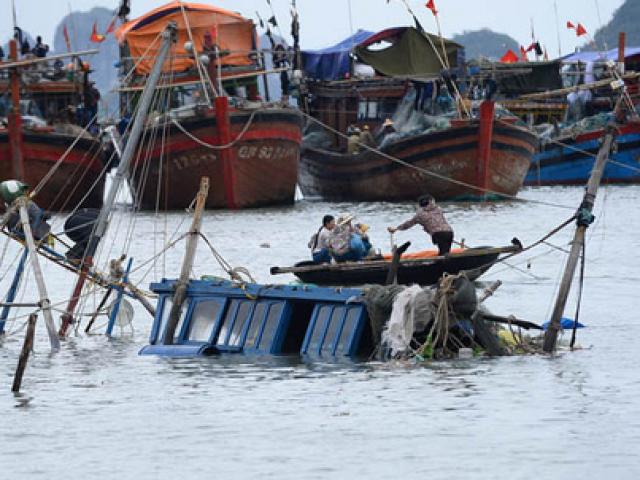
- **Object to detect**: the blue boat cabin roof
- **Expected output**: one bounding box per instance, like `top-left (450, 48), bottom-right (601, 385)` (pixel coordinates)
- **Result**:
top-left (141, 279), bottom-right (374, 359)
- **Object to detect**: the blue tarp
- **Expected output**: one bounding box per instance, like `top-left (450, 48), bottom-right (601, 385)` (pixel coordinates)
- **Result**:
top-left (563, 47), bottom-right (640, 63)
top-left (302, 29), bottom-right (375, 81)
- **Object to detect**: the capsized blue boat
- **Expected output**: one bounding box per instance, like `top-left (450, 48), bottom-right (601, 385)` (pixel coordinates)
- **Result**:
top-left (140, 278), bottom-right (374, 359)
top-left (525, 122), bottom-right (640, 185)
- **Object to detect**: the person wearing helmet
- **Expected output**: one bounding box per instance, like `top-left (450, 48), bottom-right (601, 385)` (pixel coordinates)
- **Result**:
top-left (0, 180), bottom-right (51, 241)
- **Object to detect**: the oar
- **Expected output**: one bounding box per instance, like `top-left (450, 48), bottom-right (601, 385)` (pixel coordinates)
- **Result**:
top-left (385, 241), bottom-right (411, 285)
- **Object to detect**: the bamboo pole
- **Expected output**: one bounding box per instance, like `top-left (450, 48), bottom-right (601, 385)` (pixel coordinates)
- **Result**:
top-left (12, 313), bottom-right (37, 393)
top-left (163, 177), bottom-right (210, 345)
top-left (542, 131), bottom-right (615, 352)
top-left (17, 199), bottom-right (60, 351)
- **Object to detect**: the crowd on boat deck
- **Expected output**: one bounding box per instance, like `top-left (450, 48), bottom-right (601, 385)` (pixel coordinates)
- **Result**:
top-left (309, 195), bottom-right (454, 264)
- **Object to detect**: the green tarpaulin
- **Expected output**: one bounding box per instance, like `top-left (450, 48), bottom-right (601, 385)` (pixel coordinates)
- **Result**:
top-left (355, 27), bottom-right (462, 78)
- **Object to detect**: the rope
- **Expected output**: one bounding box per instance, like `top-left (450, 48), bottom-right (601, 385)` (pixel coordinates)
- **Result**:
top-left (570, 240), bottom-right (586, 349)
top-left (170, 109), bottom-right (258, 149)
top-left (199, 233), bottom-right (256, 283)
top-left (302, 112), bottom-right (575, 210)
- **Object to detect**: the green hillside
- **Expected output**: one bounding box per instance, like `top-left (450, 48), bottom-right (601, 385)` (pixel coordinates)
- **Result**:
top-left (452, 28), bottom-right (519, 61)
top-left (593, 0), bottom-right (640, 48)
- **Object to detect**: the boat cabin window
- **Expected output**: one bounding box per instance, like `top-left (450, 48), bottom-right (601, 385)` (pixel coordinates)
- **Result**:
top-left (258, 303), bottom-right (284, 352)
top-left (304, 305), bottom-right (367, 357)
top-left (358, 100), bottom-right (379, 121)
top-left (245, 302), bottom-right (269, 349)
top-left (155, 297), bottom-right (189, 344)
top-left (188, 300), bottom-right (223, 343)
top-left (228, 301), bottom-right (253, 347)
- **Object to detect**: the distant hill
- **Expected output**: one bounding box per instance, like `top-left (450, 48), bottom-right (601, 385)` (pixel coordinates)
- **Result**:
top-left (52, 7), bottom-right (120, 118)
top-left (593, 0), bottom-right (640, 49)
top-left (452, 29), bottom-right (519, 61)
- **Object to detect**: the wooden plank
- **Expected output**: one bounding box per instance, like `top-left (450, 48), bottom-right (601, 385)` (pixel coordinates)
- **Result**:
top-left (11, 313), bottom-right (37, 393)
top-left (519, 73), bottom-right (639, 100)
top-left (0, 49), bottom-right (99, 70)
top-left (116, 67), bottom-right (289, 92)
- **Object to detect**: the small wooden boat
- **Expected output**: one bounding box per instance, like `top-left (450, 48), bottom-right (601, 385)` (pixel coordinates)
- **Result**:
top-left (270, 244), bottom-right (521, 287)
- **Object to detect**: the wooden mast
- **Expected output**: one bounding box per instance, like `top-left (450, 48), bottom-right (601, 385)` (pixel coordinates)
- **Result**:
top-left (163, 177), bottom-right (210, 345)
top-left (7, 39), bottom-right (24, 181)
top-left (58, 22), bottom-right (177, 337)
top-left (542, 130), bottom-right (615, 352)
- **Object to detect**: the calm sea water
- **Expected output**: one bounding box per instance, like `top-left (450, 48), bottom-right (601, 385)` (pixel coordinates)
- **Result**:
top-left (1, 186), bottom-right (639, 479)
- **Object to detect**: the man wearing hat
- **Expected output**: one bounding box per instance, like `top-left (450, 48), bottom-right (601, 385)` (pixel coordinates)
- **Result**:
top-left (388, 195), bottom-right (454, 255)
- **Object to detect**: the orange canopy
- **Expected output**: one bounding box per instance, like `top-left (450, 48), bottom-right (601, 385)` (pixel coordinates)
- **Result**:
top-left (116, 1), bottom-right (256, 74)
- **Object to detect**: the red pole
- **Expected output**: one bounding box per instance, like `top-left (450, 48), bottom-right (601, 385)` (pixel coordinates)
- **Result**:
top-left (215, 96), bottom-right (236, 209)
top-left (477, 100), bottom-right (495, 200)
top-left (618, 32), bottom-right (626, 74)
top-left (7, 40), bottom-right (24, 181)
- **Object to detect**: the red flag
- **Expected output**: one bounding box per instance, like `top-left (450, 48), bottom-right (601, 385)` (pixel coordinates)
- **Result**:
top-left (63, 24), bottom-right (71, 52)
top-left (566, 21), bottom-right (575, 30)
top-left (90, 21), bottom-right (106, 43)
top-left (500, 49), bottom-right (519, 64)
top-left (425, 0), bottom-right (437, 15)
top-left (576, 23), bottom-right (587, 36)
top-left (526, 42), bottom-right (536, 53)
top-left (520, 45), bottom-right (529, 62)
top-left (105, 18), bottom-right (117, 34)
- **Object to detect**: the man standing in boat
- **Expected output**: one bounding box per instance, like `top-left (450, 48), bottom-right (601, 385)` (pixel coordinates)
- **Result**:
top-left (387, 195), bottom-right (454, 255)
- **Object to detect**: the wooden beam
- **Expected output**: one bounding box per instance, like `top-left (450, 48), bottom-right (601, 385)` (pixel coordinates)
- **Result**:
top-left (542, 131), bottom-right (615, 352)
top-left (519, 73), bottom-right (639, 100)
top-left (0, 49), bottom-right (99, 70)
top-left (163, 177), bottom-right (210, 345)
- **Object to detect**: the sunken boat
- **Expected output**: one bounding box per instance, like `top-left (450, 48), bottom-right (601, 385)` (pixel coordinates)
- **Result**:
top-left (115, 1), bottom-right (303, 210)
top-left (0, 43), bottom-right (105, 210)
top-left (298, 28), bottom-right (537, 202)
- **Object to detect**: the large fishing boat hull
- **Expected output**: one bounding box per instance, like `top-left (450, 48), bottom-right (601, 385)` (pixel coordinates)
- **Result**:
top-left (0, 130), bottom-right (105, 210)
top-left (130, 107), bottom-right (303, 210)
top-left (525, 122), bottom-right (640, 185)
top-left (299, 121), bottom-right (537, 201)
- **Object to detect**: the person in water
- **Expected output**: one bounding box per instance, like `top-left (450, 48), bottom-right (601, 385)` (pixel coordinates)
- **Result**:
top-left (388, 195), bottom-right (454, 255)
top-left (309, 215), bottom-right (335, 264)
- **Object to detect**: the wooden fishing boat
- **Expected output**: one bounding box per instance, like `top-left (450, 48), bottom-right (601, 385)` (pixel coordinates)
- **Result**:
top-left (128, 105), bottom-right (302, 210)
top-left (300, 110), bottom-right (537, 201)
top-left (299, 28), bottom-right (537, 202)
top-left (116, 1), bottom-right (303, 210)
top-left (525, 121), bottom-right (640, 186)
top-left (270, 244), bottom-right (520, 287)
top-left (0, 127), bottom-right (104, 210)
top-left (0, 47), bottom-right (105, 210)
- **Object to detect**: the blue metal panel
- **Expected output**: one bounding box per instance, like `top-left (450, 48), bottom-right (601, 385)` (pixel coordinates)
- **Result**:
top-left (303, 304), bottom-right (367, 358)
top-left (139, 344), bottom-right (215, 356)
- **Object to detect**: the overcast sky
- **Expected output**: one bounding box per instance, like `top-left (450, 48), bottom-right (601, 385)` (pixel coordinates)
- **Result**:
top-left (1, 0), bottom-right (626, 56)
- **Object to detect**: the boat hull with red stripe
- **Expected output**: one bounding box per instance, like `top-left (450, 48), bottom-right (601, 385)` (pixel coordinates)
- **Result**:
top-left (299, 120), bottom-right (538, 201)
top-left (0, 129), bottom-right (105, 210)
top-left (129, 107), bottom-right (303, 210)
